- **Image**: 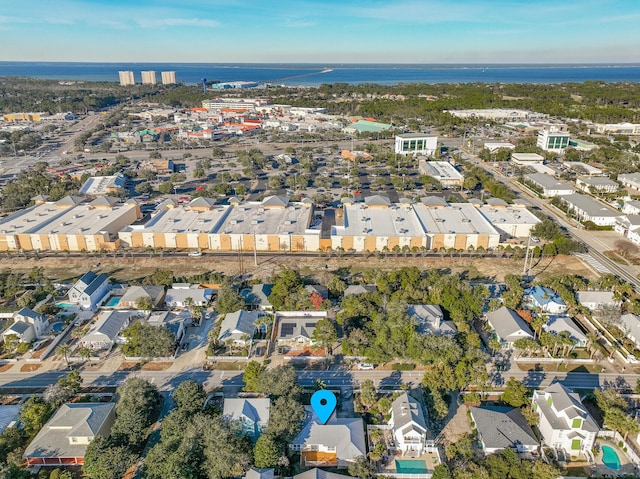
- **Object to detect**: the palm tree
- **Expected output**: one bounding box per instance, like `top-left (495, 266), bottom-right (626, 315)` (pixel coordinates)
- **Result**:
top-left (586, 333), bottom-right (600, 360)
top-left (78, 347), bottom-right (92, 365)
top-left (55, 344), bottom-right (72, 370)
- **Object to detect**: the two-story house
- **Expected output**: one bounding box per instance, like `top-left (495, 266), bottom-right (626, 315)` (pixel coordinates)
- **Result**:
top-left (388, 392), bottom-right (429, 456)
top-left (532, 383), bottom-right (598, 461)
top-left (67, 271), bottom-right (110, 311)
top-left (223, 398), bottom-right (270, 441)
top-left (2, 307), bottom-right (48, 343)
top-left (407, 305), bottom-right (456, 336)
top-left (24, 403), bottom-right (116, 466)
top-left (290, 407), bottom-right (366, 468)
top-left (524, 286), bottom-right (567, 314)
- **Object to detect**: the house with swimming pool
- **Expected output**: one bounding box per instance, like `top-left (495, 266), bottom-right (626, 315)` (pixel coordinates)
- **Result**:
top-left (532, 383), bottom-right (598, 461)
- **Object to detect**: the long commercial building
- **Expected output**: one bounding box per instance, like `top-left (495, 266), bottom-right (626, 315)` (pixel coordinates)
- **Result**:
top-left (0, 196), bottom-right (540, 253)
top-left (0, 196), bottom-right (141, 252)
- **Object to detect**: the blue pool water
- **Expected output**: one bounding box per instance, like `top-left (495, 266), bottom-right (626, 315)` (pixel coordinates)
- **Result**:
top-left (602, 445), bottom-right (621, 470)
top-left (105, 297), bottom-right (121, 307)
top-left (51, 322), bottom-right (64, 333)
top-left (395, 459), bottom-right (429, 474)
top-left (56, 302), bottom-right (75, 308)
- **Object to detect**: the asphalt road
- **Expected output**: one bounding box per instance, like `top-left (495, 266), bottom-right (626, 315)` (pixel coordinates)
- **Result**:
top-left (0, 367), bottom-right (636, 393)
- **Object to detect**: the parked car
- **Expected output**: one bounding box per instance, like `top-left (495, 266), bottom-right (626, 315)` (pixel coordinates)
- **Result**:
top-left (358, 363), bottom-right (375, 370)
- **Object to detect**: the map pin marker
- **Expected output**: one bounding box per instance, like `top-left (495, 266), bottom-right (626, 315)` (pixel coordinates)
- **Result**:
top-left (310, 390), bottom-right (337, 425)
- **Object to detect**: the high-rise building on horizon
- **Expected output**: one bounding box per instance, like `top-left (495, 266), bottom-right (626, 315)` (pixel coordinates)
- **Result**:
top-left (141, 71), bottom-right (157, 85)
top-left (118, 70), bottom-right (135, 86)
top-left (161, 71), bottom-right (177, 85)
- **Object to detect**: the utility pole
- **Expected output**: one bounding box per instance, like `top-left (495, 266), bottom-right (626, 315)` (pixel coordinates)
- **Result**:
top-left (522, 234), bottom-right (532, 277)
top-left (253, 229), bottom-right (257, 267)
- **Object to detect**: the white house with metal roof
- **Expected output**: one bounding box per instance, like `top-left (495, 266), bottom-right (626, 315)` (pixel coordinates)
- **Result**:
top-left (2, 307), bottom-right (48, 343)
top-left (407, 304), bottom-right (456, 336)
top-left (576, 291), bottom-right (620, 311)
top-left (388, 392), bottom-right (430, 455)
top-left (67, 271), bottom-right (110, 311)
top-left (218, 310), bottom-right (264, 345)
top-left (619, 314), bottom-right (640, 349)
top-left (532, 383), bottom-right (598, 460)
top-left (486, 307), bottom-right (534, 349)
top-left (543, 316), bottom-right (587, 348)
top-left (79, 310), bottom-right (137, 350)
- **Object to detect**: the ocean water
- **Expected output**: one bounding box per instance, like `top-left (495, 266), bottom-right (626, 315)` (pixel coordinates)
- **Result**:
top-left (0, 62), bottom-right (639, 85)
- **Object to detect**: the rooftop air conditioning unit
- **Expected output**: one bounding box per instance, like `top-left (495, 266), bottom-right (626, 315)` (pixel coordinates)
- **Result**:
top-left (251, 220), bottom-right (260, 225)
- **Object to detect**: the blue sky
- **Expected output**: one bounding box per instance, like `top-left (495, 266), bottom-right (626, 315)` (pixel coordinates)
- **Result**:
top-left (1, 0), bottom-right (639, 63)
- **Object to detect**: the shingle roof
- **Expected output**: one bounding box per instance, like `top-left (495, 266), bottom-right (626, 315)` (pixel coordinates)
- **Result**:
top-left (24, 403), bottom-right (115, 460)
top-left (470, 406), bottom-right (538, 450)
top-left (364, 195), bottom-right (391, 207)
top-left (245, 469), bottom-right (275, 479)
top-left (294, 469), bottom-right (352, 479)
top-left (118, 286), bottom-right (165, 306)
top-left (80, 311), bottom-right (132, 345)
top-left (218, 310), bottom-right (261, 341)
top-left (223, 398), bottom-right (270, 426)
top-left (262, 196), bottom-right (289, 207)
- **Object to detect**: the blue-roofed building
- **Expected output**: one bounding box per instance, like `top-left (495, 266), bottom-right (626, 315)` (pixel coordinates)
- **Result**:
top-left (68, 271), bottom-right (110, 311)
top-left (223, 398), bottom-right (270, 441)
top-left (524, 286), bottom-right (567, 314)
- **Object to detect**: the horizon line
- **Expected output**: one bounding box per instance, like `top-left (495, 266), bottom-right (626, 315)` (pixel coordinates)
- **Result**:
top-left (1, 61), bottom-right (640, 66)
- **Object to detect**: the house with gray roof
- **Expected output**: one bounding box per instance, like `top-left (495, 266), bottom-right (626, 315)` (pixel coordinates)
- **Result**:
top-left (557, 193), bottom-right (621, 226)
top-left (619, 313), bottom-right (640, 349)
top-left (407, 304), bottom-right (456, 335)
top-left (79, 310), bottom-right (136, 350)
top-left (223, 398), bottom-right (270, 441)
top-left (24, 403), bottom-right (116, 467)
top-left (245, 469), bottom-right (275, 479)
top-left (576, 290), bottom-right (620, 311)
top-left (293, 469), bottom-right (351, 479)
top-left (276, 311), bottom-right (328, 349)
top-left (389, 392), bottom-right (429, 455)
top-left (543, 315), bottom-right (587, 348)
top-left (218, 310), bottom-right (263, 345)
top-left (243, 284), bottom-right (274, 310)
top-left (343, 284), bottom-right (377, 296)
top-left (469, 406), bottom-right (538, 455)
top-left (2, 307), bottom-right (48, 343)
top-left (165, 286), bottom-right (212, 308)
top-left (486, 307), bottom-right (534, 349)
top-left (523, 173), bottom-right (575, 197)
top-left (576, 176), bottom-right (619, 194)
top-left (532, 383), bottom-right (598, 460)
top-left (117, 285), bottom-right (166, 309)
top-left (67, 271), bottom-right (110, 311)
top-left (290, 407), bottom-right (366, 468)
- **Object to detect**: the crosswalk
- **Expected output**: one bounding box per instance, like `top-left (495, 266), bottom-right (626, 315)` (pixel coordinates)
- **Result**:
top-left (575, 253), bottom-right (611, 274)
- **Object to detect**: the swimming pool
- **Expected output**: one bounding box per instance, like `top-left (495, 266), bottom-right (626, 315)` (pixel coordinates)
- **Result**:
top-left (105, 297), bottom-right (121, 307)
top-left (51, 322), bottom-right (64, 333)
top-left (56, 302), bottom-right (75, 308)
top-left (602, 445), bottom-right (621, 470)
top-left (395, 459), bottom-right (429, 474)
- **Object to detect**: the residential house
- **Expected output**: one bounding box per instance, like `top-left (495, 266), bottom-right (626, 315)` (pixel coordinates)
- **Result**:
top-left (0, 405), bottom-right (21, 434)
top-left (524, 286), bottom-right (567, 314)
top-left (305, 284), bottom-right (329, 300)
top-left (469, 406), bottom-right (538, 455)
top-left (245, 469), bottom-right (275, 479)
top-left (293, 469), bottom-right (351, 479)
top-left (24, 403), bottom-right (116, 466)
top-left (223, 398), bottom-right (270, 440)
top-left (618, 173), bottom-right (640, 191)
top-left (532, 383), bottom-right (598, 459)
top-left (78, 310), bottom-right (136, 350)
top-left (276, 311), bottom-right (328, 350)
top-left (407, 304), bottom-right (456, 335)
top-left (2, 307), bottom-right (48, 343)
top-left (576, 291), bottom-right (620, 311)
top-left (165, 285), bottom-right (212, 308)
top-left (619, 314), bottom-right (640, 349)
top-left (67, 271), bottom-right (110, 311)
top-left (343, 284), bottom-right (378, 296)
top-left (117, 285), bottom-right (166, 309)
top-left (543, 316), bottom-right (587, 348)
top-left (218, 310), bottom-right (264, 345)
top-left (290, 407), bottom-right (366, 468)
top-left (388, 392), bottom-right (429, 456)
top-left (486, 307), bottom-right (534, 349)
top-left (243, 284), bottom-right (274, 311)
top-left (146, 311), bottom-right (188, 343)
top-left (623, 200), bottom-right (640, 215)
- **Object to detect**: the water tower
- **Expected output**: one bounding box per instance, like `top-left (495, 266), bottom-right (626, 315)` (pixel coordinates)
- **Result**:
top-left (201, 77), bottom-right (207, 94)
